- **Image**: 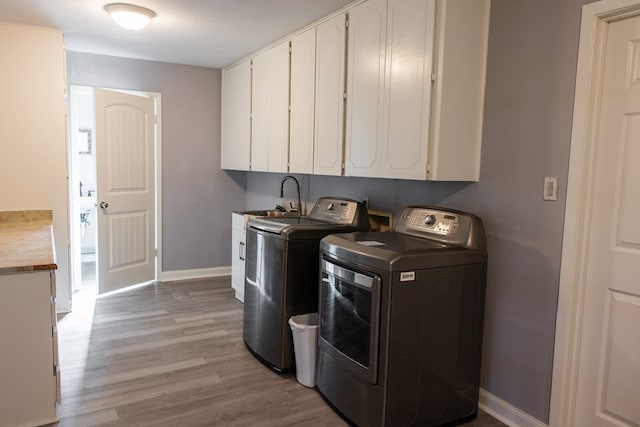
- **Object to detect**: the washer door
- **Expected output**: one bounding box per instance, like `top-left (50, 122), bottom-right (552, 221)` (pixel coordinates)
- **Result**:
top-left (319, 257), bottom-right (381, 384)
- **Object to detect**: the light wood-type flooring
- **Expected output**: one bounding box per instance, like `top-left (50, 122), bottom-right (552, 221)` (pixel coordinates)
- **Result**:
top-left (49, 277), bottom-right (506, 426)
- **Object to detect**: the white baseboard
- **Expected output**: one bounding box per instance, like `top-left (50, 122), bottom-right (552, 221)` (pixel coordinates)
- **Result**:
top-left (479, 389), bottom-right (547, 427)
top-left (160, 266), bottom-right (231, 283)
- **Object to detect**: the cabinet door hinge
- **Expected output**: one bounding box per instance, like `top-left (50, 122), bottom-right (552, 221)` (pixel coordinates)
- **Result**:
top-left (426, 162), bottom-right (432, 174)
top-left (343, 92), bottom-right (347, 100)
top-left (431, 72), bottom-right (437, 83)
top-left (345, 15), bottom-right (349, 28)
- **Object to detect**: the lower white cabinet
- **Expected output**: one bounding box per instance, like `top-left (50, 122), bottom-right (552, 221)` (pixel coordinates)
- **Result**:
top-left (231, 213), bottom-right (247, 302)
top-left (0, 270), bottom-right (60, 427)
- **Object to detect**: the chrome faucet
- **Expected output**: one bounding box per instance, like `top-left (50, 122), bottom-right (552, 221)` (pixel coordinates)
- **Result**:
top-left (279, 175), bottom-right (302, 215)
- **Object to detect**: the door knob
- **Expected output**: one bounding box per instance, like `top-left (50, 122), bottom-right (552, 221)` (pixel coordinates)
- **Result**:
top-left (99, 201), bottom-right (109, 209)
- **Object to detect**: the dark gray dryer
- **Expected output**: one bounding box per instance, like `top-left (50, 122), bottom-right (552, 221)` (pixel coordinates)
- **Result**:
top-left (317, 206), bottom-right (487, 427)
top-left (243, 197), bottom-right (369, 373)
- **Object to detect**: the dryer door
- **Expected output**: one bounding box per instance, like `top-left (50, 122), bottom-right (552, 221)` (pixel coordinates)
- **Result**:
top-left (319, 257), bottom-right (381, 384)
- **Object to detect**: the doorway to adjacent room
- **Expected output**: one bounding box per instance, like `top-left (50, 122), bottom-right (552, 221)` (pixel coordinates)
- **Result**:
top-left (68, 85), bottom-right (162, 305)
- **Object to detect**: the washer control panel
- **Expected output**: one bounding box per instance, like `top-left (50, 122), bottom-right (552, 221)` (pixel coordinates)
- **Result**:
top-left (403, 209), bottom-right (461, 235)
top-left (309, 197), bottom-right (369, 228)
top-left (397, 206), bottom-right (485, 251)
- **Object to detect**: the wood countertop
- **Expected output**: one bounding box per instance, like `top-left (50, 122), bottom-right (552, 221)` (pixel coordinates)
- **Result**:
top-left (0, 210), bottom-right (58, 274)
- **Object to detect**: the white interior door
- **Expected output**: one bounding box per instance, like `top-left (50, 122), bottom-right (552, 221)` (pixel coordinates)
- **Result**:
top-left (95, 88), bottom-right (156, 295)
top-left (573, 13), bottom-right (640, 427)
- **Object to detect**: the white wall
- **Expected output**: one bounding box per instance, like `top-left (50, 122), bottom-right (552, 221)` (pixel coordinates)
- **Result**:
top-left (0, 22), bottom-right (70, 311)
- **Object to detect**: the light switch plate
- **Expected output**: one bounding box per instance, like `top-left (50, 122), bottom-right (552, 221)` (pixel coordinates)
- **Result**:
top-left (544, 177), bottom-right (558, 201)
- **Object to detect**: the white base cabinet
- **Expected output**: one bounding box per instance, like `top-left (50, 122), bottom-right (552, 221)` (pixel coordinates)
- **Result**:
top-left (231, 213), bottom-right (247, 302)
top-left (0, 270), bottom-right (60, 427)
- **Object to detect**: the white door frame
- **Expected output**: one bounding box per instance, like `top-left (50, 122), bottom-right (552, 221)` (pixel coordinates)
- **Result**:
top-left (549, 1), bottom-right (640, 426)
top-left (67, 85), bottom-right (162, 299)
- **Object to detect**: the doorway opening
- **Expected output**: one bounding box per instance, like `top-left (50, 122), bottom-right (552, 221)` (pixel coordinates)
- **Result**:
top-left (69, 86), bottom-right (98, 297)
top-left (68, 85), bottom-right (161, 308)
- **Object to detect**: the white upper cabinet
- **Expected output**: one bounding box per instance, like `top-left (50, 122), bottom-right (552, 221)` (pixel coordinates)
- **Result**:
top-left (289, 28), bottom-right (317, 174)
top-left (382, 0), bottom-right (436, 179)
top-left (314, 13), bottom-right (347, 176)
top-left (221, 59), bottom-right (251, 170)
top-left (429, 0), bottom-right (490, 181)
top-left (221, 0), bottom-right (489, 181)
top-left (345, 0), bottom-right (387, 176)
top-left (251, 41), bottom-right (290, 173)
top-left (345, 0), bottom-right (490, 181)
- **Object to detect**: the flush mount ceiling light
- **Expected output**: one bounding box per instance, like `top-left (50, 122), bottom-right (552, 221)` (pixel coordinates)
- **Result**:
top-left (104, 3), bottom-right (156, 31)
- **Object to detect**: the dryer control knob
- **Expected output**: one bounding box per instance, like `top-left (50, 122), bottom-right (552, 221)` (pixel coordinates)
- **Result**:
top-left (424, 214), bottom-right (436, 226)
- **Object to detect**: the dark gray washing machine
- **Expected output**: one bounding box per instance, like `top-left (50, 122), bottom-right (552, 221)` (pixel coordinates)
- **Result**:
top-left (243, 197), bottom-right (369, 373)
top-left (317, 206), bottom-right (487, 427)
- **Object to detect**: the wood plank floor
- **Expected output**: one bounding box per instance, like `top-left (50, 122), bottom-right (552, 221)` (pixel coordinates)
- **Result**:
top-left (49, 278), bottom-right (506, 426)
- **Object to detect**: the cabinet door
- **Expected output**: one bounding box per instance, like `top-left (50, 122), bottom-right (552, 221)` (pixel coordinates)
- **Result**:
top-left (345, 0), bottom-right (437, 180)
top-left (314, 13), bottom-right (347, 176)
top-left (231, 227), bottom-right (245, 302)
top-left (428, 0), bottom-right (489, 181)
top-left (344, 0), bottom-right (387, 177)
top-left (221, 60), bottom-right (251, 170)
top-left (381, 0), bottom-right (436, 179)
top-left (50, 271), bottom-right (61, 404)
top-left (0, 272), bottom-right (57, 426)
top-left (289, 28), bottom-right (316, 174)
top-left (251, 41), bottom-right (290, 172)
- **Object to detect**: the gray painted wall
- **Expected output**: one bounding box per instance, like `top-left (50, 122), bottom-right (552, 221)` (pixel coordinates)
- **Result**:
top-left (246, 0), bottom-right (590, 422)
top-left (66, 52), bottom-right (247, 272)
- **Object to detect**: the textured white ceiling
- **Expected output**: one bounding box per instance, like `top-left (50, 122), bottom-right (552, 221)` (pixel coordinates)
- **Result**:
top-left (0, 0), bottom-right (356, 68)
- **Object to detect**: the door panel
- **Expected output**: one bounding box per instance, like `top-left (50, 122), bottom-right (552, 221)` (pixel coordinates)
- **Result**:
top-left (290, 27), bottom-right (316, 174)
top-left (221, 60), bottom-right (251, 170)
top-left (345, 0), bottom-right (386, 174)
top-left (95, 89), bottom-right (156, 294)
top-left (598, 292), bottom-right (640, 424)
top-left (251, 52), bottom-right (269, 172)
top-left (251, 42), bottom-right (290, 173)
top-left (574, 14), bottom-right (640, 427)
top-left (382, 0), bottom-right (435, 178)
top-left (314, 13), bottom-right (347, 176)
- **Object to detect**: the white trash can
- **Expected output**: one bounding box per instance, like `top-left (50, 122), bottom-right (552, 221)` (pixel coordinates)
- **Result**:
top-left (288, 313), bottom-right (319, 388)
